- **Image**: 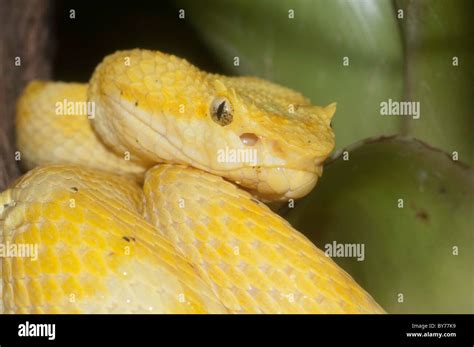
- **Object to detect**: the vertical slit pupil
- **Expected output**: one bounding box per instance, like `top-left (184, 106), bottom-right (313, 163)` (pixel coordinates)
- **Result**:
top-left (216, 101), bottom-right (226, 120)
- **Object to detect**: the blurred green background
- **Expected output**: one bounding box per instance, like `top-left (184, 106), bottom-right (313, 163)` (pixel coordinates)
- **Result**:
top-left (54, 0), bottom-right (473, 313)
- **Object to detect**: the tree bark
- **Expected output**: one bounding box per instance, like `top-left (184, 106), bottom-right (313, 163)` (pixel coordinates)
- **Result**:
top-left (0, 0), bottom-right (55, 190)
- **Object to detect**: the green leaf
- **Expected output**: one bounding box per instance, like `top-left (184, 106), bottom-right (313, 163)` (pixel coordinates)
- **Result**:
top-left (177, 0), bottom-right (404, 149)
top-left (397, 0), bottom-right (474, 165)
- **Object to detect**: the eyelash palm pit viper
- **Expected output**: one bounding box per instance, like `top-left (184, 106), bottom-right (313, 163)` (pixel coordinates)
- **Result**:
top-left (0, 49), bottom-right (384, 314)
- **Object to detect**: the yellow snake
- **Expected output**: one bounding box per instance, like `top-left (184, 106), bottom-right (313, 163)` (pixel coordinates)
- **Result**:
top-left (1, 49), bottom-right (384, 313)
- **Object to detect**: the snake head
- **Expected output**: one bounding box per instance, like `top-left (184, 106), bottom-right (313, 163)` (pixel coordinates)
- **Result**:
top-left (89, 49), bottom-right (335, 201)
top-left (203, 76), bottom-right (336, 200)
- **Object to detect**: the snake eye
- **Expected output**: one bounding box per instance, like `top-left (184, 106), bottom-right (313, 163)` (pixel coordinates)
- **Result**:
top-left (210, 96), bottom-right (233, 126)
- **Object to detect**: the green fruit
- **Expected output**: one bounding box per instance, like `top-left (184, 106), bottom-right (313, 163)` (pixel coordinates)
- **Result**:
top-left (283, 136), bottom-right (474, 313)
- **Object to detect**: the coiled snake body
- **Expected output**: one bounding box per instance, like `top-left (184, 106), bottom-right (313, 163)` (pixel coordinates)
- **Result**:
top-left (0, 49), bottom-right (384, 313)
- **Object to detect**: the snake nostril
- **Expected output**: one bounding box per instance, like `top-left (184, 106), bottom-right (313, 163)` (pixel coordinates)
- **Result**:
top-left (240, 133), bottom-right (259, 146)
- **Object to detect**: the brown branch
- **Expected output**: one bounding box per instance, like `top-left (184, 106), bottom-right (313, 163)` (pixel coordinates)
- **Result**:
top-left (0, 0), bottom-right (55, 190)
